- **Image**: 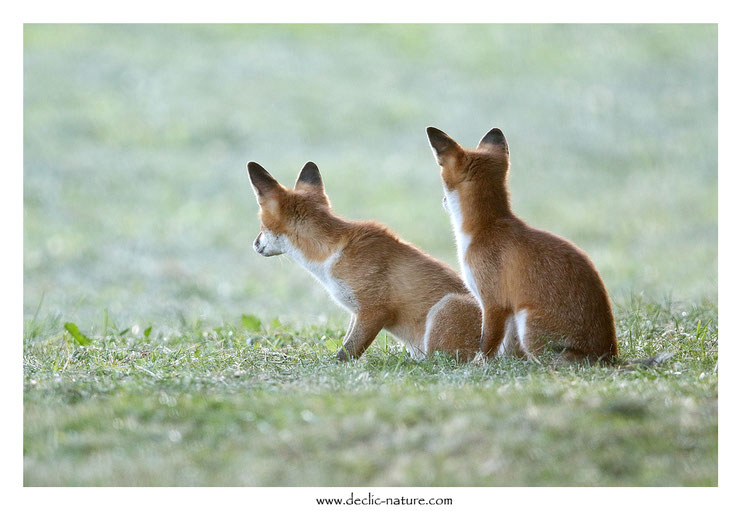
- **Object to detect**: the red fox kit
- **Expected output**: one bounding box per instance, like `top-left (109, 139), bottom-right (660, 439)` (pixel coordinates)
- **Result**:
top-left (426, 127), bottom-right (618, 363)
top-left (246, 160), bottom-right (481, 361)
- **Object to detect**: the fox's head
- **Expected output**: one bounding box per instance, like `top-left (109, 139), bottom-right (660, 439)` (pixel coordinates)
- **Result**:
top-left (426, 126), bottom-right (512, 219)
top-left (246, 161), bottom-right (331, 258)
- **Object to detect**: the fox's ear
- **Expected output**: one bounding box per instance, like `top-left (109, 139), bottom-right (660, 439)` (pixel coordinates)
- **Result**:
top-left (247, 162), bottom-right (280, 200)
top-left (477, 128), bottom-right (509, 154)
top-left (426, 126), bottom-right (463, 166)
top-left (295, 161), bottom-right (324, 191)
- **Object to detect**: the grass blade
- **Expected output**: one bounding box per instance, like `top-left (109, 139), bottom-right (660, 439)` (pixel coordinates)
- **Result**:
top-left (63, 322), bottom-right (92, 346)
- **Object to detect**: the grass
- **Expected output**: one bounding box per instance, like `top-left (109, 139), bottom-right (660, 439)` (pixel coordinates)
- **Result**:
top-left (24, 297), bottom-right (717, 486)
top-left (23, 24), bottom-right (717, 486)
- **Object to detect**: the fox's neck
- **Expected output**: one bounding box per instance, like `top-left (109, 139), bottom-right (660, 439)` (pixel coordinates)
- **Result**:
top-left (445, 182), bottom-right (512, 303)
top-left (447, 181), bottom-right (513, 238)
top-left (281, 210), bottom-right (360, 312)
top-left (286, 210), bottom-right (353, 264)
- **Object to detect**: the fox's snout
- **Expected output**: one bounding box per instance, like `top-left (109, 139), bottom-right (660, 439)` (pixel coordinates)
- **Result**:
top-left (253, 230), bottom-right (284, 257)
top-left (253, 234), bottom-right (264, 255)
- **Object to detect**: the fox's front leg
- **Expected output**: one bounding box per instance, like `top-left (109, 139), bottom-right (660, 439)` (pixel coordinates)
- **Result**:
top-left (341, 315), bottom-right (356, 345)
top-left (479, 305), bottom-right (510, 358)
top-left (336, 310), bottom-right (388, 361)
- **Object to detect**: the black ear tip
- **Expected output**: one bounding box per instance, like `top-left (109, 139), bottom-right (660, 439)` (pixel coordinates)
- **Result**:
top-left (297, 161), bottom-right (323, 187)
top-left (479, 127), bottom-right (508, 148)
top-left (426, 127), bottom-right (452, 145)
top-left (483, 127), bottom-right (505, 138)
top-left (247, 162), bottom-right (273, 183)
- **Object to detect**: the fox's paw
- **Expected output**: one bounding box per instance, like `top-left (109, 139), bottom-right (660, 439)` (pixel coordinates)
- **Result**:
top-left (471, 351), bottom-right (487, 366)
top-left (336, 349), bottom-right (350, 362)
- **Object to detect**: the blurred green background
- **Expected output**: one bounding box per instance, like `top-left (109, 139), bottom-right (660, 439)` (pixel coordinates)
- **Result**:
top-left (23, 24), bottom-right (717, 330)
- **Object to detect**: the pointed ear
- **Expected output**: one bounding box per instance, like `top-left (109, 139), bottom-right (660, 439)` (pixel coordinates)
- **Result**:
top-left (477, 128), bottom-right (509, 153)
top-left (294, 161), bottom-right (324, 191)
top-left (247, 162), bottom-right (280, 201)
top-left (426, 126), bottom-right (463, 165)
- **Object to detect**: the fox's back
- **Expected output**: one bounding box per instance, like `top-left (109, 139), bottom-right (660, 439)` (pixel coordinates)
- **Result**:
top-left (336, 220), bottom-right (467, 302)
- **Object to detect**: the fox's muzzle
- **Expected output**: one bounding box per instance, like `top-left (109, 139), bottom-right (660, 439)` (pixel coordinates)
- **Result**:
top-left (253, 234), bottom-right (264, 255)
top-left (253, 230), bottom-right (284, 257)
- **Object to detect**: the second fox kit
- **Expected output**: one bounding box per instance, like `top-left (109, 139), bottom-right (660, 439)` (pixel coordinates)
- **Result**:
top-left (426, 126), bottom-right (618, 362)
top-left (246, 161), bottom-right (481, 361)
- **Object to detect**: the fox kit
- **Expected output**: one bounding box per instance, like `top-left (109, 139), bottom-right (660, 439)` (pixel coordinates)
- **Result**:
top-left (246, 160), bottom-right (481, 361)
top-left (426, 126), bottom-right (618, 363)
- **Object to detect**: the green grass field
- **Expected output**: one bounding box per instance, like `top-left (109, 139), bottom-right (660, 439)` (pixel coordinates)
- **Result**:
top-left (23, 24), bottom-right (717, 486)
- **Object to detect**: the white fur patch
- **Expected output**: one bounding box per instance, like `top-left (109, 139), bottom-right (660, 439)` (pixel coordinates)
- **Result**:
top-left (514, 309), bottom-right (528, 350)
top-left (497, 314), bottom-right (516, 357)
top-left (444, 189), bottom-right (481, 305)
top-left (254, 229), bottom-right (288, 256)
top-left (277, 234), bottom-right (359, 313)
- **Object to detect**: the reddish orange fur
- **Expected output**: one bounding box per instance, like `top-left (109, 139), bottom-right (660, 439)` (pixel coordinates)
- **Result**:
top-left (427, 127), bottom-right (618, 362)
top-left (247, 161), bottom-right (481, 361)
